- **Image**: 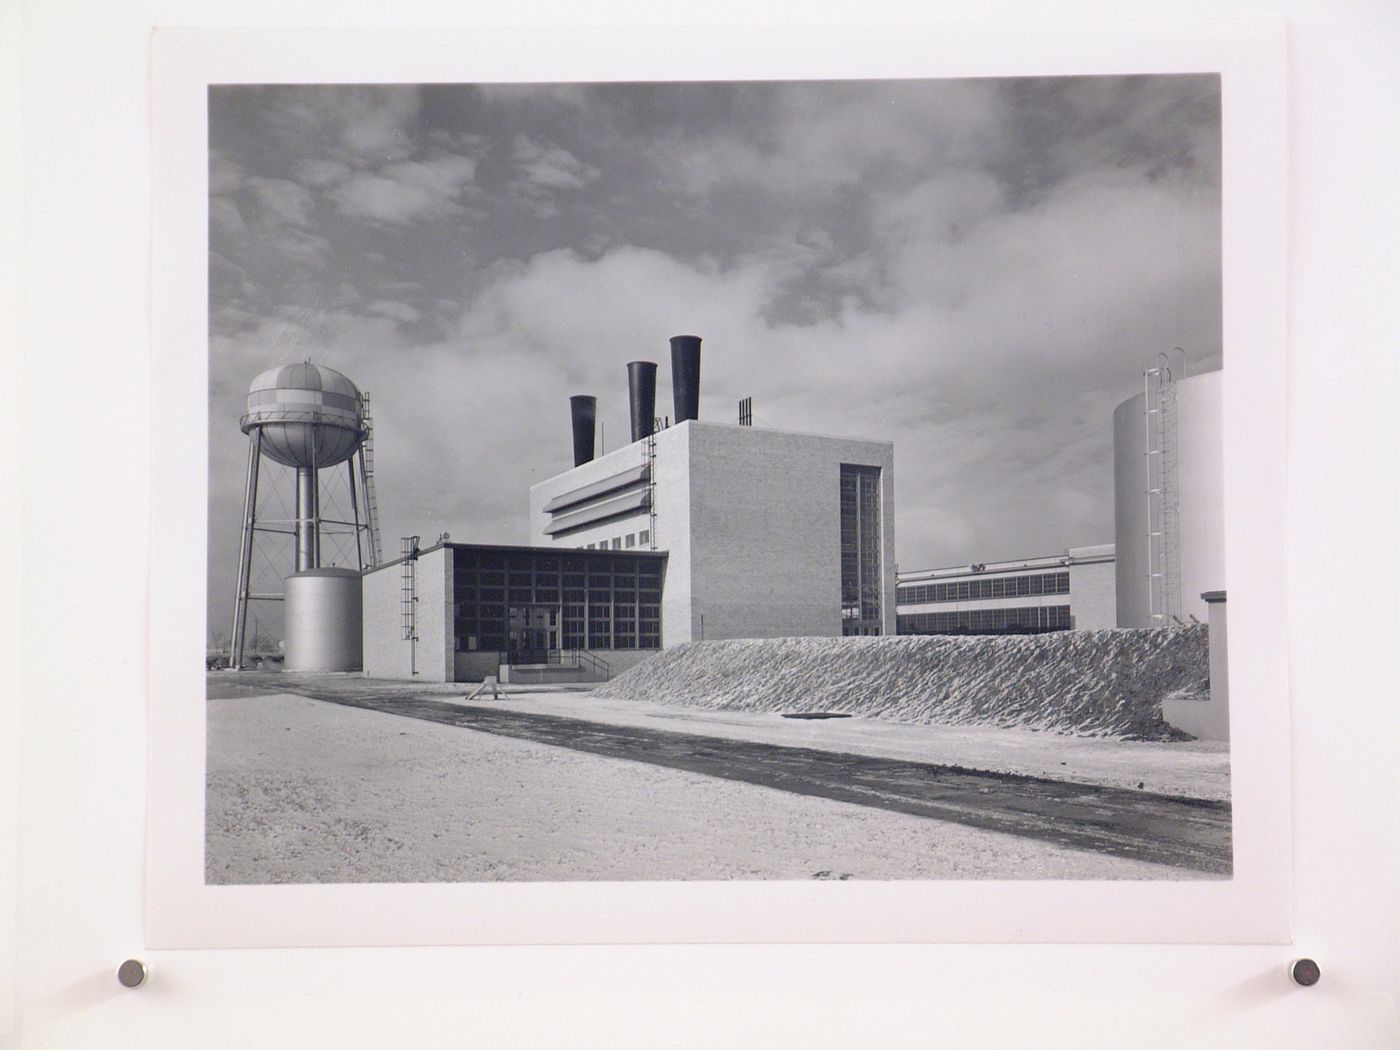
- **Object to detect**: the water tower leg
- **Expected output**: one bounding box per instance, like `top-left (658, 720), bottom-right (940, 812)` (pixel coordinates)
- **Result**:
top-left (230, 429), bottom-right (262, 670)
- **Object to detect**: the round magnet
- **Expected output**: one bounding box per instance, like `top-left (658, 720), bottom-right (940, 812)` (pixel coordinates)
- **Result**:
top-left (117, 959), bottom-right (148, 988)
top-left (1289, 958), bottom-right (1321, 987)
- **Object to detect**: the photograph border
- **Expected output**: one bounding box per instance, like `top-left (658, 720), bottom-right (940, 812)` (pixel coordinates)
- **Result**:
top-left (147, 19), bottom-right (1289, 949)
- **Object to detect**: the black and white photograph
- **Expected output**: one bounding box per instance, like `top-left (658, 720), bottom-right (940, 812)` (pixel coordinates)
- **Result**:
top-left (204, 74), bottom-right (1232, 885)
top-left (26, 5), bottom-right (1400, 1047)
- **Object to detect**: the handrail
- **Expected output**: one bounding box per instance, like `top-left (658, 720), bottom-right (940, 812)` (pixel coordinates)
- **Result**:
top-left (574, 648), bottom-right (611, 680)
top-left (496, 647), bottom-right (611, 679)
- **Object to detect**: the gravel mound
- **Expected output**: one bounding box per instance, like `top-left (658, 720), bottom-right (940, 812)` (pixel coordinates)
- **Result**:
top-left (593, 627), bottom-right (1209, 741)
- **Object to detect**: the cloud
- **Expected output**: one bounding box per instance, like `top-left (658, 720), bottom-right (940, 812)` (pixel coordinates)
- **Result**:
top-left (512, 135), bottom-right (599, 190)
top-left (247, 177), bottom-right (317, 228)
top-left (261, 85), bottom-right (423, 167)
top-left (291, 158), bottom-right (351, 188)
top-left (210, 198), bottom-right (246, 234)
top-left (328, 153), bottom-right (478, 226)
top-left (209, 153), bottom-right (246, 195)
top-left (658, 79), bottom-right (1003, 200)
top-left (503, 135), bottom-right (602, 218)
top-left (366, 300), bottom-right (421, 324)
top-left (267, 227), bottom-right (333, 268)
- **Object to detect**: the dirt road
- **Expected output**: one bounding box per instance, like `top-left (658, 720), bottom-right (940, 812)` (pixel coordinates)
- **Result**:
top-left (251, 683), bottom-right (1232, 875)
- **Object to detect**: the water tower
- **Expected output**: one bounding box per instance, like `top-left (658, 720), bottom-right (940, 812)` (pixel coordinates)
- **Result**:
top-left (230, 362), bottom-right (383, 670)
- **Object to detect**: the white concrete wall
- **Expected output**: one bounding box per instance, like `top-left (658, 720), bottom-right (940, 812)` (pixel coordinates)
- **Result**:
top-left (651, 424), bottom-right (694, 644)
top-left (1164, 594), bottom-right (1230, 741)
top-left (1114, 371), bottom-right (1225, 627)
top-left (686, 422), bottom-right (895, 641)
top-left (454, 651), bottom-right (502, 683)
top-left (423, 546), bottom-right (453, 682)
top-left (361, 545), bottom-right (451, 682)
top-left (1068, 557), bottom-right (1117, 630)
top-left (361, 557), bottom-right (406, 680)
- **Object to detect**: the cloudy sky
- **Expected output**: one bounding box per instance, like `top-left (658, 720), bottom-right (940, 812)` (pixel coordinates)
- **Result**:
top-left (208, 76), bottom-right (1221, 644)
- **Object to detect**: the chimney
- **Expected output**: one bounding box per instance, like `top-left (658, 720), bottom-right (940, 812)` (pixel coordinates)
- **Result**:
top-left (669, 334), bottom-right (701, 423)
top-left (627, 361), bottom-right (658, 443)
top-left (569, 395), bottom-right (597, 466)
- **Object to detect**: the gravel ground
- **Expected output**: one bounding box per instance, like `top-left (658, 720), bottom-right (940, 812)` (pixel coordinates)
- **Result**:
top-left (592, 630), bottom-right (1211, 740)
top-left (206, 691), bottom-right (1220, 884)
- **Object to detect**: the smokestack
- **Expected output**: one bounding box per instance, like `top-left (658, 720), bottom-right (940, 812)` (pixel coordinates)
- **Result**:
top-left (670, 334), bottom-right (701, 423)
top-left (569, 395), bottom-right (597, 467)
top-left (627, 361), bottom-right (658, 443)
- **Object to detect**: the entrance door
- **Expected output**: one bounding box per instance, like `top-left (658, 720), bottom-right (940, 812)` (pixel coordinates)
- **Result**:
top-left (526, 605), bottom-right (557, 651)
top-left (508, 604), bottom-right (559, 662)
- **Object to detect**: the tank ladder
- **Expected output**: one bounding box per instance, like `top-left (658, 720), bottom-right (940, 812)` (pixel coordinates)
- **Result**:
top-left (1144, 349), bottom-right (1185, 625)
top-left (359, 392), bottom-right (384, 568)
top-left (400, 536), bottom-right (419, 675)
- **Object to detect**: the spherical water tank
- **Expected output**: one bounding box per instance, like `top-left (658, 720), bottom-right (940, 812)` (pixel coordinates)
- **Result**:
top-left (284, 568), bottom-right (363, 672)
top-left (242, 362), bottom-right (366, 469)
top-left (1113, 370), bottom-right (1225, 627)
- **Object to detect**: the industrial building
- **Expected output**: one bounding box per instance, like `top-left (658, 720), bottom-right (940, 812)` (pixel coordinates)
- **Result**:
top-left (227, 343), bottom-right (1220, 685)
top-left (358, 335), bottom-right (895, 682)
top-left (895, 545), bottom-right (1117, 635)
top-left (893, 359), bottom-right (1223, 637)
top-left (361, 541), bottom-right (667, 683)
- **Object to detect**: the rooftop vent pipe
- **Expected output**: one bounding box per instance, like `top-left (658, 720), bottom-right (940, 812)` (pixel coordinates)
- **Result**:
top-left (670, 335), bottom-right (701, 423)
top-left (569, 395), bottom-right (597, 467)
top-left (627, 361), bottom-right (658, 443)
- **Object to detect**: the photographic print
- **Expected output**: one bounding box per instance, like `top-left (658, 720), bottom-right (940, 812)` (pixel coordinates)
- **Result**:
top-left (203, 74), bottom-right (1232, 888)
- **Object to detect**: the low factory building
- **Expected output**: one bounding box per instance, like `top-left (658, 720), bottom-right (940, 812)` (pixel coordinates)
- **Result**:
top-left (361, 541), bottom-right (667, 683)
top-left (896, 544), bottom-right (1117, 635)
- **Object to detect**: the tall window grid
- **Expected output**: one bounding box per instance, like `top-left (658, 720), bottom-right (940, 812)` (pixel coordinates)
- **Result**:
top-left (452, 547), bottom-right (663, 653)
top-left (840, 464), bottom-right (883, 636)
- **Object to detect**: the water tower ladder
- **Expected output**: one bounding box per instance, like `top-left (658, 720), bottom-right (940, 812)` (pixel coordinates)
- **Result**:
top-left (360, 393), bottom-right (384, 567)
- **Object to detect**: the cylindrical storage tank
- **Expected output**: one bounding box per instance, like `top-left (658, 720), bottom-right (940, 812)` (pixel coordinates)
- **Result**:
top-left (569, 395), bottom-right (597, 466)
top-left (669, 335), bottom-right (701, 423)
top-left (1113, 370), bottom-right (1225, 628)
top-left (284, 567), bottom-right (363, 671)
top-left (627, 361), bottom-right (657, 443)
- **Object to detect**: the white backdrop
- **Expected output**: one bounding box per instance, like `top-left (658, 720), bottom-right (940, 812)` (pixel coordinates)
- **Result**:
top-left (9, 1), bottom-right (1400, 1048)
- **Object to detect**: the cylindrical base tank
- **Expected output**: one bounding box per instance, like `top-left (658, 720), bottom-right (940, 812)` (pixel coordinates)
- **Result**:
top-left (284, 568), bottom-right (363, 672)
top-left (1113, 370), bottom-right (1225, 628)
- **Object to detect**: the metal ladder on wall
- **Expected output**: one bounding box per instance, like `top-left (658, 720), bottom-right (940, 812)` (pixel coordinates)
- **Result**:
top-left (1144, 349), bottom-right (1185, 624)
top-left (645, 426), bottom-right (658, 549)
top-left (359, 392), bottom-right (384, 568)
top-left (400, 535), bottom-right (419, 675)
